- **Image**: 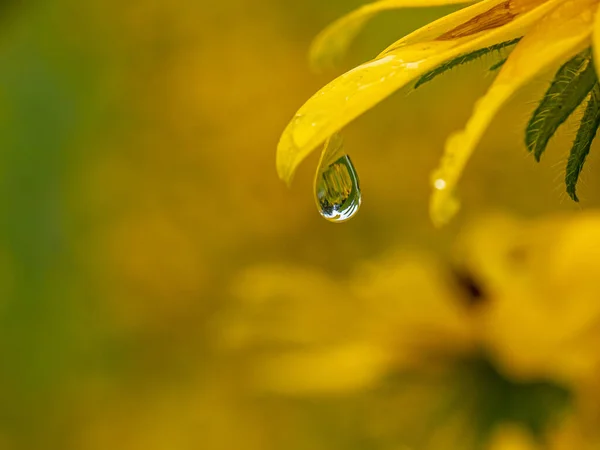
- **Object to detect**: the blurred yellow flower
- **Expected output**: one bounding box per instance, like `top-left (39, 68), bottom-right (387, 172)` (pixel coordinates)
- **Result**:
top-left (217, 257), bottom-right (474, 396)
top-left (456, 212), bottom-right (600, 385)
top-left (216, 211), bottom-right (600, 448)
top-left (277, 0), bottom-right (600, 225)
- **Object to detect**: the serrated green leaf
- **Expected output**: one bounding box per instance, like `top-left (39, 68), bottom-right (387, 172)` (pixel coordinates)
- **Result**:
top-left (414, 38), bottom-right (520, 89)
top-left (525, 49), bottom-right (597, 162)
top-left (566, 85), bottom-right (600, 202)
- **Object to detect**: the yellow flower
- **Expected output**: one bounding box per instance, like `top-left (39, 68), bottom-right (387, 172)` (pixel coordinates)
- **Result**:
top-left (217, 259), bottom-right (474, 395)
top-left (216, 212), bottom-right (600, 448)
top-left (277, 0), bottom-right (600, 225)
top-left (454, 212), bottom-right (600, 385)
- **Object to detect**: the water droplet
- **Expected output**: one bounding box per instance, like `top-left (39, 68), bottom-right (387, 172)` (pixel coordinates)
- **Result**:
top-left (314, 135), bottom-right (361, 223)
top-left (434, 178), bottom-right (447, 190)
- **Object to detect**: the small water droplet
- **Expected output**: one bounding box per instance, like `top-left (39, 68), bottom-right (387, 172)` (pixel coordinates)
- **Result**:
top-left (434, 178), bottom-right (447, 190)
top-left (314, 135), bottom-right (361, 223)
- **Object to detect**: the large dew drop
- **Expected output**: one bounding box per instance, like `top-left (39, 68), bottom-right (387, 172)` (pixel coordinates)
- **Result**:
top-left (314, 134), bottom-right (361, 223)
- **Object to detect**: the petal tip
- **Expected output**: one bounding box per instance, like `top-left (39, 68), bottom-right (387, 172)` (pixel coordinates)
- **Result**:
top-left (276, 157), bottom-right (294, 187)
top-left (276, 142), bottom-right (296, 187)
top-left (429, 188), bottom-right (461, 228)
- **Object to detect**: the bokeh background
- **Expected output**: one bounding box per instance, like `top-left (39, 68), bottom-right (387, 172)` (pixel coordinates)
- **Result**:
top-left (2, 0), bottom-right (600, 449)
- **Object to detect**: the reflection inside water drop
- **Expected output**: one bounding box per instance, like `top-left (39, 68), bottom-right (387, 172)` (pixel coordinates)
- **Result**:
top-left (314, 135), bottom-right (361, 223)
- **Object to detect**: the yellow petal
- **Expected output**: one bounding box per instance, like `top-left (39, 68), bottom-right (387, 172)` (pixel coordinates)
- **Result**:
top-left (309, 0), bottom-right (478, 71)
top-left (379, 0), bottom-right (546, 55)
top-left (277, 0), bottom-right (559, 184)
top-left (430, 0), bottom-right (596, 227)
top-left (252, 343), bottom-right (392, 395)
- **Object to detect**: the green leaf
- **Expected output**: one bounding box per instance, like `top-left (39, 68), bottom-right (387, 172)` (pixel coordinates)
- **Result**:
top-left (414, 38), bottom-right (520, 89)
top-left (525, 49), bottom-right (597, 162)
top-left (566, 84), bottom-right (600, 202)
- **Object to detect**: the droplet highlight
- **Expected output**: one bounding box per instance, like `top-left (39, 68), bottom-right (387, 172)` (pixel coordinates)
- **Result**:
top-left (433, 178), bottom-right (447, 190)
top-left (314, 134), bottom-right (361, 223)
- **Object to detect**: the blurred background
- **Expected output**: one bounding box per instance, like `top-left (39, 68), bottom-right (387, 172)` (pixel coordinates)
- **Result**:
top-left (2, 0), bottom-right (600, 448)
